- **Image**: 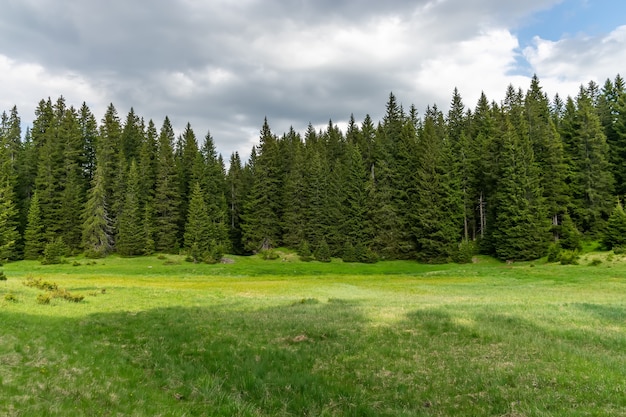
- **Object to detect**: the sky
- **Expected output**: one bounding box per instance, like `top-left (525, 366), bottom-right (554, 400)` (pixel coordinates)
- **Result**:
top-left (0, 0), bottom-right (625, 161)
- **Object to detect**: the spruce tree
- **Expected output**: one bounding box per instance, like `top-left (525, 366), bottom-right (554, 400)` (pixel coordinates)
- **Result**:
top-left (525, 76), bottom-right (569, 234)
top-left (184, 182), bottom-right (211, 262)
top-left (226, 152), bottom-right (247, 254)
top-left (412, 110), bottom-right (462, 263)
top-left (154, 117), bottom-right (181, 253)
top-left (82, 162), bottom-right (112, 257)
top-left (23, 192), bottom-right (45, 260)
top-left (568, 88), bottom-right (614, 234)
top-left (241, 118), bottom-right (283, 251)
top-left (116, 161), bottom-right (144, 256)
top-left (491, 115), bottom-right (549, 261)
top-left (602, 200), bottom-right (626, 250)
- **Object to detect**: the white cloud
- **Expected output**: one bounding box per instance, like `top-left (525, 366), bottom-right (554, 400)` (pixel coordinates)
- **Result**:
top-left (523, 25), bottom-right (626, 98)
top-left (0, 54), bottom-right (107, 120)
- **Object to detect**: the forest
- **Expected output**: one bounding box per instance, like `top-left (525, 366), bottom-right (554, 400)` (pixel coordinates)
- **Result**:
top-left (1, 74), bottom-right (626, 264)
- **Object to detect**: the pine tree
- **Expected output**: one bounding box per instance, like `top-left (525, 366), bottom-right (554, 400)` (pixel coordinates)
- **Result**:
top-left (184, 182), bottom-right (211, 262)
top-left (154, 117), bottom-right (181, 253)
top-left (568, 88), bottom-right (614, 234)
top-left (0, 179), bottom-right (19, 261)
top-left (241, 118), bottom-right (283, 251)
top-left (82, 162), bottom-right (112, 257)
top-left (525, 75), bottom-right (569, 234)
top-left (35, 97), bottom-right (68, 241)
top-left (116, 161), bottom-right (144, 256)
top-left (23, 192), bottom-right (45, 260)
top-left (412, 110), bottom-right (462, 263)
top-left (0, 110), bottom-right (20, 260)
top-left (341, 143), bottom-right (368, 246)
top-left (226, 152), bottom-right (247, 254)
top-left (491, 115), bottom-right (550, 261)
top-left (281, 139), bottom-right (308, 248)
top-left (602, 200), bottom-right (626, 250)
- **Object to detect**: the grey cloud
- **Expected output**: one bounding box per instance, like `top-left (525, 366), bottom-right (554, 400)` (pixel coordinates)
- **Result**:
top-left (0, 0), bottom-right (600, 160)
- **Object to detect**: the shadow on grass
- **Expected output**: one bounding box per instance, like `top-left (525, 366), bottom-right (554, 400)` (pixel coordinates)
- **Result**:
top-left (0, 299), bottom-right (406, 417)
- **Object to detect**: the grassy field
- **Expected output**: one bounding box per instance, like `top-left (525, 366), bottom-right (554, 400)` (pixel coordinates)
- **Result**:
top-left (0, 251), bottom-right (625, 416)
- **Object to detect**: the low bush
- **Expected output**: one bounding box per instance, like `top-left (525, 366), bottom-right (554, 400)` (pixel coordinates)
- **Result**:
top-left (24, 277), bottom-right (58, 291)
top-left (559, 250), bottom-right (580, 265)
top-left (0, 271), bottom-right (6, 281)
top-left (36, 293), bottom-right (51, 305)
top-left (41, 238), bottom-right (68, 265)
top-left (260, 249), bottom-right (280, 260)
top-left (4, 293), bottom-right (17, 302)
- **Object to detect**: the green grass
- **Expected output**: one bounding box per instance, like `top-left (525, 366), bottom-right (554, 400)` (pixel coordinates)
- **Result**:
top-left (1, 253), bottom-right (625, 416)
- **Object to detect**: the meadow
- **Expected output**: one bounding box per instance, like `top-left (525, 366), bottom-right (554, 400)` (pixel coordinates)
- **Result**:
top-left (0, 251), bottom-right (625, 416)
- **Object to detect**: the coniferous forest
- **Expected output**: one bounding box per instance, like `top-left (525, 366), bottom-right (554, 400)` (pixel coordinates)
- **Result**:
top-left (2, 75), bottom-right (626, 264)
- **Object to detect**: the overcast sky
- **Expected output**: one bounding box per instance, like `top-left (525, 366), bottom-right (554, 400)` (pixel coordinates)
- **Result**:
top-left (1, 0), bottom-right (625, 160)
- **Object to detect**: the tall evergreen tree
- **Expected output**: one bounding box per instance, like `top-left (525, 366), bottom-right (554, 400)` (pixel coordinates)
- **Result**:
top-left (412, 110), bottom-right (462, 262)
top-left (525, 76), bottom-right (569, 235)
top-left (226, 152), bottom-right (247, 254)
top-left (116, 161), bottom-right (144, 256)
top-left (241, 118), bottom-right (283, 251)
top-left (23, 191), bottom-right (45, 260)
top-left (154, 117), bottom-right (181, 253)
top-left (184, 182), bottom-right (212, 262)
top-left (568, 88), bottom-right (614, 234)
top-left (491, 115), bottom-right (549, 260)
top-left (82, 162), bottom-right (112, 257)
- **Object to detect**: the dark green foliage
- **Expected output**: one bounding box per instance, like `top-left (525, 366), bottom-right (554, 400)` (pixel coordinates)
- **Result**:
top-left (116, 161), bottom-right (144, 256)
top-left (558, 212), bottom-right (583, 251)
top-left (82, 162), bottom-right (112, 257)
top-left (565, 89), bottom-right (614, 234)
top-left (5, 77), bottom-right (626, 263)
top-left (184, 182), bottom-right (211, 263)
top-left (412, 109), bottom-right (463, 263)
top-left (23, 192), bottom-right (45, 259)
top-left (454, 240), bottom-right (477, 264)
top-left (342, 241), bottom-right (357, 263)
top-left (242, 119), bottom-right (283, 252)
top-left (492, 113), bottom-right (550, 261)
top-left (546, 243), bottom-right (562, 263)
top-left (41, 237), bottom-right (67, 265)
top-left (314, 239), bottom-right (331, 263)
top-left (0, 270), bottom-right (6, 281)
top-left (602, 201), bottom-right (626, 250)
top-left (297, 241), bottom-right (313, 262)
top-left (354, 242), bottom-right (378, 263)
top-left (154, 117), bottom-right (180, 253)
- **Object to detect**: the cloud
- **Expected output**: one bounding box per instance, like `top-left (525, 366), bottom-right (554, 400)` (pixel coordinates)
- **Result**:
top-left (0, 54), bottom-right (107, 120)
top-left (0, 0), bottom-right (623, 160)
top-left (523, 25), bottom-right (626, 98)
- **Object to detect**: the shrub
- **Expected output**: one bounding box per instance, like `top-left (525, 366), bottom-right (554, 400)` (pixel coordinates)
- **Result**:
top-left (342, 241), bottom-right (357, 263)
top-left (559, 250), bottom-right (579, 265)
top-left (0, 271), bottom-right (6, 281)
top-left (52, 289), bottom-right (84, 303)
top-left (4, 293), bottom-right (17, 302)
top-left (84, 248), bottom-right (106, 259)
top-left (589, 259), bottom-right (602, 266)
top-left (37, 293), bottom-right (51, 304)
top-left (355, 242), bottom-right (378, 264)
top-left (260, 249), bottom-right (280, 260)
top-left (546, 243), bottom-right (562, 263)
top-left (454, 240), bottom-right (477, 264)
top-left (41, 238), bottom-right (67, 265)
top-left (314, 240), bottom-right (331, 263)
top-left (613, 246), bottom-right (626, 255)
top-left (298, 241), bottom-right (313, 262)
top-left (24, 277), bottom-right (58, 291)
